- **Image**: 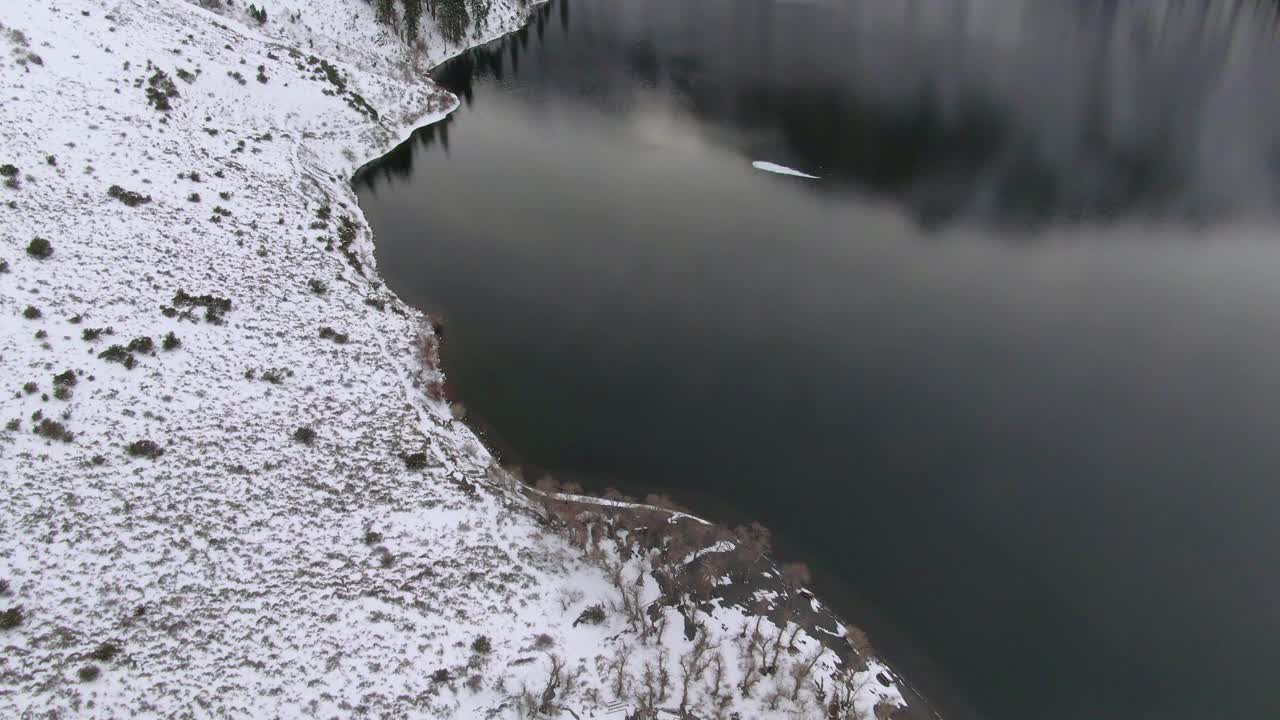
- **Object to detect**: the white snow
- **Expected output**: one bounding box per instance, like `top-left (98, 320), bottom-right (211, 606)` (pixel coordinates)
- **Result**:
top-left (0, 1), bottom-right (905, 717)
top-left (753, 160), bottom-right (821, 179)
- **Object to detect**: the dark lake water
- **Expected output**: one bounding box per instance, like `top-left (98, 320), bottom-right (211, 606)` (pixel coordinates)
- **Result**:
top-left (355, 1), bottom-right (1280, 718)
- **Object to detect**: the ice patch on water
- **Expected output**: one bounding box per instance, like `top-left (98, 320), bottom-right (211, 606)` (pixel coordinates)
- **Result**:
top-left (752, 160), bottom-right (820, 179)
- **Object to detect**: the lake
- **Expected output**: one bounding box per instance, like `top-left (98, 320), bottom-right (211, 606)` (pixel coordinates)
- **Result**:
top-left (355, 1), bottom-right (1280, 718)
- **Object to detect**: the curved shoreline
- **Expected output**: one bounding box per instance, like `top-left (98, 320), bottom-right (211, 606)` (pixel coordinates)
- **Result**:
top-left (355, 27), bottom-right (953, 720)
top-left (2, 0), bottom-right (925, 716)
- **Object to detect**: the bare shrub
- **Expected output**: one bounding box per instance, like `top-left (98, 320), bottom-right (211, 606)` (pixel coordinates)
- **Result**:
top-left (537, 654), bottom-right (565, 715)
top-left (827, 668), bottom-right (872, 719)
top-left (98, 345), bottom-right (137, 369)
top-left (89, 642), bottom-right (121, 662)
top-left (319, 326), bottom-right (349, 343)
top-left (573, 603), bottom-right (606, 627)
top-left (401, 452), bottom-right (429, 469)
top-left (172, 289), bottom-right (231, 324)
top-left (34, 418), bottom-right (74, 443)
top-left (26, 237), bottom-right (52, 258)
top-left (0, 606), bottom-right (22, 630)
top-left (125, 439), bottom-right (164, 459)
top-left (678, 626), bottom-right (715, 711)
top-left (788, 648), bottom-right (824, 702)
top-left (107, 184), bottom-right (151, 206)
top-left (845, 625), bottom-right (872, 655)
top-left (781, 561), bottom-right (812, 589)
top-left (606, 647), bottom-right (628, 699)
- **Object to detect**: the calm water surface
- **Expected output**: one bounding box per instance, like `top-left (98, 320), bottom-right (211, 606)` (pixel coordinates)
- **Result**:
top-left (356, 1), bottom-right (1280, 718)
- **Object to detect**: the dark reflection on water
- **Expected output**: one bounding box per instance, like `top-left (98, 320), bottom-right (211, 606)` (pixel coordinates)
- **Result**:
top-left (356, 1), bottom-right (1280, 718)
top-left (369, 0), bottom-right (1280, 227)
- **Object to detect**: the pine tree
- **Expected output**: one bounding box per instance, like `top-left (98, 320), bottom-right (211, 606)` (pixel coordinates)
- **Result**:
top-left (376, 0), bottom-right (396, 25)
top-left (467, 0), bottom-right (491, 30)
top-left (402, 0), bottom-right (423, 45)
top-left (433, 0), bottom-right (470, 44)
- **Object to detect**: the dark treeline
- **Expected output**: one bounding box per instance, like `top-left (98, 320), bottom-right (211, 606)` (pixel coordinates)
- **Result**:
top-left (374, 0), bottom-right (1280, 229)
top-left (353, 0), bottom-right (559, 194)
top-left (372, 0), bottom-right (511, 45)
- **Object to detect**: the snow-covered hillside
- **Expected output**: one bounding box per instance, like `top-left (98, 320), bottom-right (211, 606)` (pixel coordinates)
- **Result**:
top-left (0, 1), bottom-right (908, 717)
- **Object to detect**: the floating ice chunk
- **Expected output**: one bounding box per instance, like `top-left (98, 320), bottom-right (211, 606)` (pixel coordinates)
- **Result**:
top-left (752, 160), bottom-right (820, 179)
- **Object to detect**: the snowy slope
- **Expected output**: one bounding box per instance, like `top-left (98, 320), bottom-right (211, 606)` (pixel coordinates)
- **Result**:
top-left (0, 1), bottom-right (906, 717)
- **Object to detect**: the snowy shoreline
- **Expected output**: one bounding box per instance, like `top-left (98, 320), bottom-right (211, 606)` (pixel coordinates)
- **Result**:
top-left (0, 1), bottom-right (910, 717)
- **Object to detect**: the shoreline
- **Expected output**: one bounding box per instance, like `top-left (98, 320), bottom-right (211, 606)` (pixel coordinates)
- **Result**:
top-left (356, 31), bottom-right (954, 720)
top-left (2, 1), bottom-right (922, 716)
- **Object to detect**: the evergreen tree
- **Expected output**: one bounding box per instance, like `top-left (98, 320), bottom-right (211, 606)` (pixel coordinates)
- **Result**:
top-left (433, 0), bottom-right (470, 44)
top-left (402, 0), bottom-right (423, 45)
top-left (467, 0), bottom-right (491, 31)
top-left (376, 0), bottom-right (396, 25)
